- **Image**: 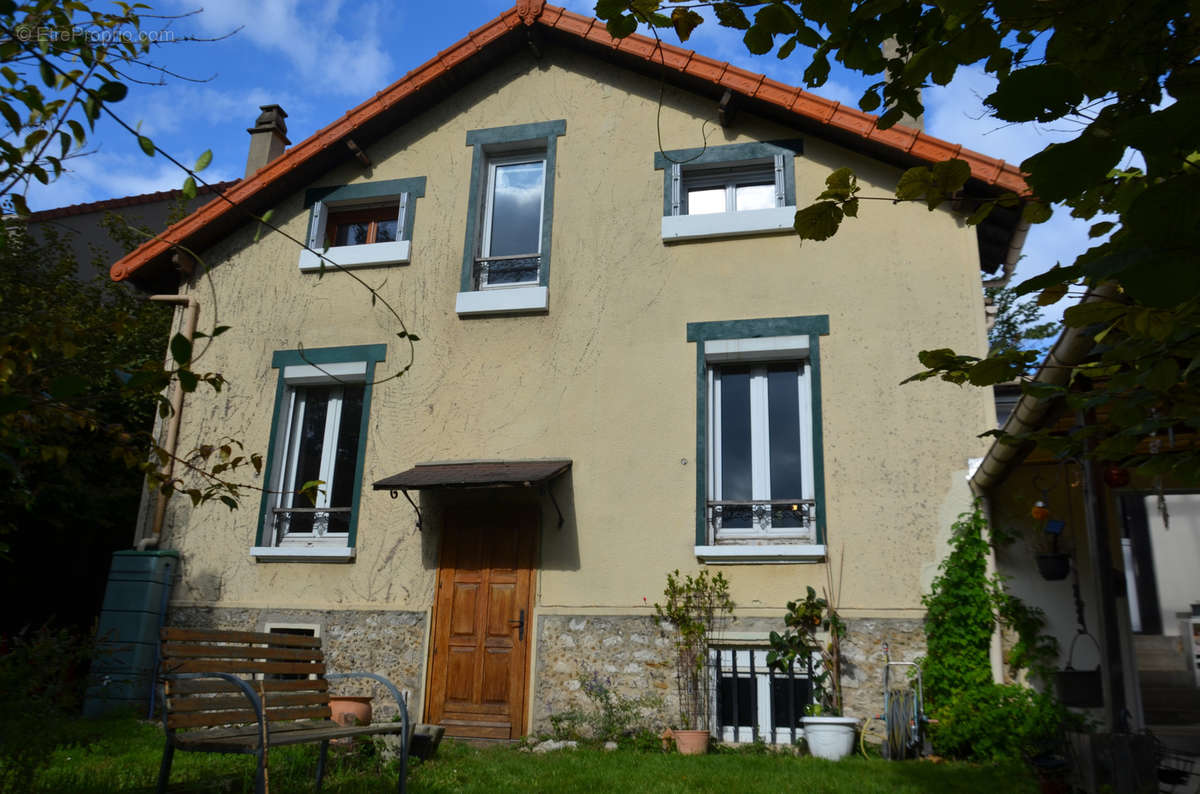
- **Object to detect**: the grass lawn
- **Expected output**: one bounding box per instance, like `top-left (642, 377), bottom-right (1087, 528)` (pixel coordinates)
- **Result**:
top-left (25, 718), bottom-right (1040, 793)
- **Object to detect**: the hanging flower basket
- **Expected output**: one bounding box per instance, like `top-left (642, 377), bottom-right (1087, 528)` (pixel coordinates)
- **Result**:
top-left (1055, 633), bottom-right (1102, 708)
top-left (1036, 553), bottom-right (1070, 581)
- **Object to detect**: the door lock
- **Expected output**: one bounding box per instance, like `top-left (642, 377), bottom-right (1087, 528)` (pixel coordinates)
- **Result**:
top-left (508, 609), bottom-right (525, 641)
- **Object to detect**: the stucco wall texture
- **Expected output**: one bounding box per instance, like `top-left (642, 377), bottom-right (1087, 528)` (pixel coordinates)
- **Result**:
top-left (148, 44), bottom-right (994, 722)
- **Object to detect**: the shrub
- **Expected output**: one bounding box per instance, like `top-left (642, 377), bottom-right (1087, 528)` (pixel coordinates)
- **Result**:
top-left (549, 670), bottom-right (662, 744)
top-left (0, 625), bottom-right (90, 793)
top-left (930, 683), bottom-right (1066, 762)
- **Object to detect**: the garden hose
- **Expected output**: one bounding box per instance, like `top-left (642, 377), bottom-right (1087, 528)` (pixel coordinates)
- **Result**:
top-left (859, 716), bottom-right (873, 759)
top-left (886, 688), bottom-right (916, 761)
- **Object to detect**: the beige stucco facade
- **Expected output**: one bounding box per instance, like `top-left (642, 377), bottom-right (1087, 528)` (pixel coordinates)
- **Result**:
top-left (143, 46), bottom-right (996, 727)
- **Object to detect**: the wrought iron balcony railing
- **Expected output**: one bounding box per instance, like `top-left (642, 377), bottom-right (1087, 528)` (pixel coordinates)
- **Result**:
top-left (473, 253), bottom-right (540, 288)
top-left (706, 499), bottom-right (815, 539)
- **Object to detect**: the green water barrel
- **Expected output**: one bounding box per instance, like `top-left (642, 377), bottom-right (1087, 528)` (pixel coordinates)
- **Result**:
top-left (83, 549), bottom-right (179, 718)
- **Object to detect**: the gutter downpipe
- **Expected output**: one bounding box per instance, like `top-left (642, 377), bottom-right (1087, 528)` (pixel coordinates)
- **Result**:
top-left (135, 292), bottom-right (199, 551)
top-left (969, 281), bottom-right (1120, 492)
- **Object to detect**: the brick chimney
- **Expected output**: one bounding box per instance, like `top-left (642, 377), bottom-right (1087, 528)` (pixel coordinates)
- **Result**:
top-left (244, 105), bottom-right (290, 178)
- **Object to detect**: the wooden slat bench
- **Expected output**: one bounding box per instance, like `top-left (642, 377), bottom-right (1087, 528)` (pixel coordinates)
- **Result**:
top-left (156, 628), bottom-right (410, 794)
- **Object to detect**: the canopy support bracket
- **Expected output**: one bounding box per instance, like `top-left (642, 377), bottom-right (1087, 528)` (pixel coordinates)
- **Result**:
top-left (391, 488), bottom-right (422, 531)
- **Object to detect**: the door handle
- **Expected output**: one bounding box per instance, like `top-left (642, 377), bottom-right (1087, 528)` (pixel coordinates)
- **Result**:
top-left (508, 609), bottom-right (525, 641)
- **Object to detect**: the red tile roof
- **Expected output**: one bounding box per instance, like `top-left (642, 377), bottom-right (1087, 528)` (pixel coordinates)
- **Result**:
top-left (111, 1), bottom-right (1029, 284)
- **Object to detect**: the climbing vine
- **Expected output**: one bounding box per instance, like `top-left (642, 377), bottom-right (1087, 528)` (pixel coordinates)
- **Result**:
top-left (921, 504), bottom-right (1065, 761)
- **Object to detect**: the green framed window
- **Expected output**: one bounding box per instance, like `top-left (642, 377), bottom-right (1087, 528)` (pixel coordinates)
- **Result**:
top-left (298, 178), bottom-right (426, 272)
top-left (456, 120), bottom-right (565, 315)
top-left (687, 316), bottom-right (829, 563)
top-left (654, 140), bottom-right (803, 242)
top-left (253, 344), bottom-right (386, 562)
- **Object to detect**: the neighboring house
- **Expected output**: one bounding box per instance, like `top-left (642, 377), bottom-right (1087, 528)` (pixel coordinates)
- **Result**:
top-left (109, 1), bottom-right (1030, 740)
top-left (973, 296), bottom-right (1200, 754)
top-left (25, 180), bottom-right (238, 282)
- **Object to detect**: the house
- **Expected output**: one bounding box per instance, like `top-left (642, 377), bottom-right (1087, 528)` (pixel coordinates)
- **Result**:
top-left (108, 1), bottom-right (1031, 740)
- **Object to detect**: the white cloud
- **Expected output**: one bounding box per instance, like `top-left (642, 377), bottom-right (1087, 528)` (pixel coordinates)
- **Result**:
top-left (25, 150), bottom-right (239, 211)
top-left (170, 0), bottom-right (395, 97)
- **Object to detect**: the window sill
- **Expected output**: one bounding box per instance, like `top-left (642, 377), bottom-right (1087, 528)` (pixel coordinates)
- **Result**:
top-left (250, 546), bottom-right (356, 563)
top-left (298, 240), bottom-right (410, 272)
top-left (694, 544), bottom-right (826, 564)
top-left (455, 285), bottom-right (548, 316)
top-left (662, 207), bottom-right (797, 243)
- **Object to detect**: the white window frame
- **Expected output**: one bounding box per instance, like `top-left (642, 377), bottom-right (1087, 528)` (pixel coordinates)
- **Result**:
top-left (298, 195), bottom-right (411, 272)
top-left (697, 335), bottom-right (824, 563)
top-left (711, 644), bottom-right (815, 744)
top-left (681, 161), bottom-right (779, 215)
top-left (662, 154), bottom-right (796, 242)
top-left (251, 361), bottom-right (366, 562)
top-left (477, 152), bottom-right (546, 290)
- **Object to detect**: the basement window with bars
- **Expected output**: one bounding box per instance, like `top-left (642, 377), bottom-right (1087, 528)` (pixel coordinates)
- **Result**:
top-left (712, 645), bottom-right (813, 744)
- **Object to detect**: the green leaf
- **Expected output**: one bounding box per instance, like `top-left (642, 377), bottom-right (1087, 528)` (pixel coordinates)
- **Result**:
top-left (181, 176), bottom-right (196, 200)
top-left (743, 24), bottom-right (773, 55)
top-left (1013, 264), bottom-right (1080, 296)
top-left (605, 13), bottom-right (637, 39)
top-left (858, 88), bottom-right (881, 112)
top-left (1062, 300), bottom-right (1127, 328)
top-left (713, 2), bottom-right (750, 30)
top-left (96, 80), bottom-right (127, 102)
top-left (169, 332), bottom-right (193, 365)
top-left (38, 60), bottom-right (55, 88)
top-left (219, 495), bottom-right (238, 511)
top-left (137, 135), bottom-right (154, 156)
top-left (793, 201), bottom-right (843, 241)
top-left (984, 65), bottom-right (1083, 123)
top-left (176, 369), bottom-right (199, 392)
top-left (670, 8), bottom-right (703, 41)
top-left (194, 149), bottom-right (212, 172)
top-left (254, 209), bottom-right (275, 242)
top-left (1036, 284), bottom-right (1068, 306)
top-left (1021, 200), bottom-right (1052, 224)
top-left (0, 101), bottom-right (21, 132)
top-left (1145, 358), bottom-right (1179, 392)
top-left (9, 193), bottom-right (29, 216)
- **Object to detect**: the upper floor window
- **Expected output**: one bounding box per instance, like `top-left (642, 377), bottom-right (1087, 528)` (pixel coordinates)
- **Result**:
top-left (298, 178), bottom-right (425, 272)
top-left (253, 344), bottom-right (387, 562)
top-left (456, 120), bottom-right (565, 316)
top-left (478, 153), bottom-right (546, 288)
top-left (328, 205), bottom-right (400, 246)
top-left (655, 141), bottom-right (801, 242)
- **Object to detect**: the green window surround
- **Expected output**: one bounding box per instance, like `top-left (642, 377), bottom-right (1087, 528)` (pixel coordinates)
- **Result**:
top-left (687, 315), bottom-right (829, 548)
top-left (460, 120), bottom-right (566, 293)
top-left (304, 177), bottom-right (427, 245)
top-left (654, 140), bottom-right (803, 217)
top-left (255, 344), bottom-right (387, 556)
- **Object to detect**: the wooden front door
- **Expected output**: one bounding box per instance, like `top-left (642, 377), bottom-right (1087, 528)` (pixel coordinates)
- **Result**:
top-left (426, 504), bottom-right (536, 739)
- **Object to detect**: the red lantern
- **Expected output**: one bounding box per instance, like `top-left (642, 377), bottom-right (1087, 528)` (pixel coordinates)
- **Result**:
top-left (1031, 501), bottom-right (1050, 521)
top-left (1103, 465), bottom-right (1131, 488)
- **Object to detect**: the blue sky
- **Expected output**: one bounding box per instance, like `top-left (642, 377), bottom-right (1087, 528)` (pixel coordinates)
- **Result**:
top-left (30, 0), bottom-right (1095, 306)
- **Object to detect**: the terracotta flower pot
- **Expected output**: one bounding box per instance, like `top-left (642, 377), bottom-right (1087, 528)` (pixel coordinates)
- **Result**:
top-left (673, 729), bottom-right (710, 755)
top-left (329, 695), bottom-right (373, 727)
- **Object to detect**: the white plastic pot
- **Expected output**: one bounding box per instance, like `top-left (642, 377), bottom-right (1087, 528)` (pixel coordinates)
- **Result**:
top-left (801, 716), bottom-right (859, 760)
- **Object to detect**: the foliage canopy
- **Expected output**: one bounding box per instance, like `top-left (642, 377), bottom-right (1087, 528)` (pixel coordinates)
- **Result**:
top-left (595, 0), bottom-right (1200, 483)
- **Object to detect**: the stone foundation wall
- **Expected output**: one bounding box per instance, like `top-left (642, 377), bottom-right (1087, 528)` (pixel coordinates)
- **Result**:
top-left (533, 615), bottom-right (675, 734)
top-left (840, 618), bottom-right (927, 719)
top-left (169, 606), bottom-right (427, 720)
top-left (532, 614), bottom-right (926, 736)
